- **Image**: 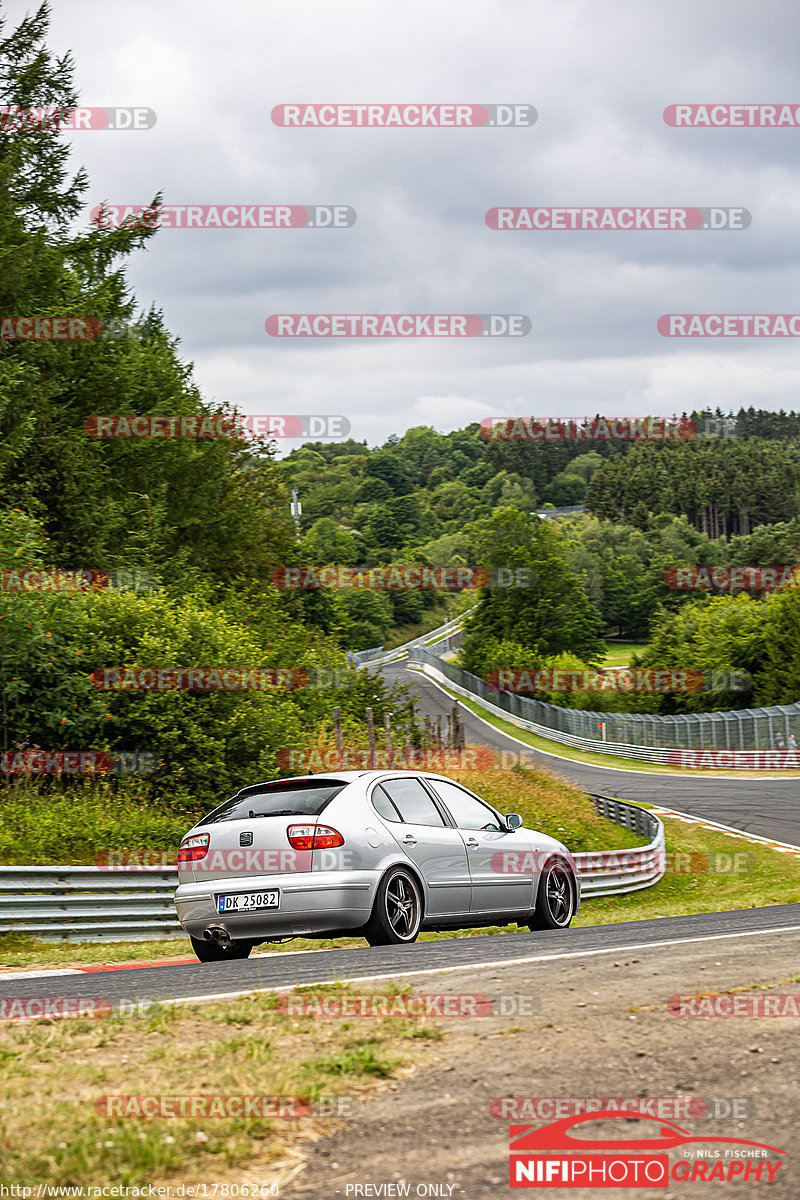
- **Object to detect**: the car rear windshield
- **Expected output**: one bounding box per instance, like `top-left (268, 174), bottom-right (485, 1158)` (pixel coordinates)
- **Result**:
top-left (200, 781), bottom-right (348, 824)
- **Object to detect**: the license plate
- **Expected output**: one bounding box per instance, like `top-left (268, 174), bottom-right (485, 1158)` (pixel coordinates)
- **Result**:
top-left (215, 890), bottom-right (280, 914)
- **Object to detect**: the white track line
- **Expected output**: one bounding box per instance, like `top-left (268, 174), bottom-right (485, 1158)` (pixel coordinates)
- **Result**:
top-left (0, 968), bottom-right (84, 981)
top-left (163, 923), bottom-right (800, 1008)
top-left (0, 946), bottom-right (348, 982)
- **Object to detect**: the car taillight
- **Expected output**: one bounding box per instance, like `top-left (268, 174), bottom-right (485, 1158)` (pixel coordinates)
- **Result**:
top-left (177, 832), bottom-right (210, 863)
top-left (287, 824), bottom-right (344, 851)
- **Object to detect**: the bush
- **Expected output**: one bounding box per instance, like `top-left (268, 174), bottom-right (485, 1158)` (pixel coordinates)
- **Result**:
top-left (0, 586), bottom-right (326, 802)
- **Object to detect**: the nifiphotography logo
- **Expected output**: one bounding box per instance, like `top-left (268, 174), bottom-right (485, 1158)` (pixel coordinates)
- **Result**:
top-left (508, 1112), bottom-right (785, 1187)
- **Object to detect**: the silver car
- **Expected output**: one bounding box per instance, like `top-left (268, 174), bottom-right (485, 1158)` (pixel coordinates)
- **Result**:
top-left (174, 769), bottom-right (580, 962)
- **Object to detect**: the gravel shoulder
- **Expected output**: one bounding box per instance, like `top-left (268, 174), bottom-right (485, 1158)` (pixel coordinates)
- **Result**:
top-left (284, 928), bottom-right (800, 1199)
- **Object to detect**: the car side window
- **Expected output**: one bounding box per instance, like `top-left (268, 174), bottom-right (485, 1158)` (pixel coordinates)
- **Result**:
top-left (372, 786), bottom-right (402, 823)
top-left (380, 778), bottom-right (445, 827)
top-left (427, 780), bottom-right (502, 831)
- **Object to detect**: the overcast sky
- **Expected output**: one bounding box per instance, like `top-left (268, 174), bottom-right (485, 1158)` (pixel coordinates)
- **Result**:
top-left (13, 0), bottom-right (800, 450)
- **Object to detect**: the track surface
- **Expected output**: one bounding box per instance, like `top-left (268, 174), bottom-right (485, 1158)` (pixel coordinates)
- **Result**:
top-left (3, 906), bottom-right (799, 1004)
top-left (383, 660), bottom-right (800, 843)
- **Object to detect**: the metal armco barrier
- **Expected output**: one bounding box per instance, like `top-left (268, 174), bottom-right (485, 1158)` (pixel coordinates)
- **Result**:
top-left (0, 798), bottom-right (663, 941)
top-left (575, 797), bottom-right (665, 897)
top-left (351, 610), bottom-right (473, 670)
top-left (0, 866), bottom-right (181, 942)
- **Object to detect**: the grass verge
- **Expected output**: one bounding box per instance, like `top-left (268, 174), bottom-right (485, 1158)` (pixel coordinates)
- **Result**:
top-left (0, 981), bottom-right (437, 1187)
top-left (0, 783), bottom-right (192, 865)
top-left (573, 816), bottom-right (800, 926)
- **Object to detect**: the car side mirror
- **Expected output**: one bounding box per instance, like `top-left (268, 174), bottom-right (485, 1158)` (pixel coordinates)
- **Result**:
top-left (505, 813), bottom-right (523, 830)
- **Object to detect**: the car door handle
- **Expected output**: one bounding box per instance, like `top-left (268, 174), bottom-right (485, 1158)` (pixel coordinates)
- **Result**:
top-left (401, 834), bottom-right (417, 845)
top-left (465, 838), bottom-right (479, 849)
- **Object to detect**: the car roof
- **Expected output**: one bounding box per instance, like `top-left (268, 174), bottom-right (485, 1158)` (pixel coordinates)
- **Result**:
top-left (235, 769), bottom-right (463, 794)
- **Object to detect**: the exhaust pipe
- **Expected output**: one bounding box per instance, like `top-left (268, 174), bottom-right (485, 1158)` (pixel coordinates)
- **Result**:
top-left (203, 926), bottom-right (233, 950)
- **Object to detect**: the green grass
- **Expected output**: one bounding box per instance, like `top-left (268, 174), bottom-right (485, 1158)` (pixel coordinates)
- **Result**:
top-left (0, 782), bottom-right (194, 865)
top-left (0, 983), bottom-right (432, 1188)
top-left (601, 641), bottom-right (649, 667)
top-left (307, 1042), bottom-right (399, 1077)
top-left (574, 816), bottom-right (800, 925)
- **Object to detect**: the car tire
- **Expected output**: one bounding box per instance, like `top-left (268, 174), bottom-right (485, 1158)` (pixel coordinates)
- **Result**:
top-left (528, 858), bottom-right (576, 930)
top-left (189, 934), bottom-right (253, 962)
top-left (364, 867), bottom-right (423, 946)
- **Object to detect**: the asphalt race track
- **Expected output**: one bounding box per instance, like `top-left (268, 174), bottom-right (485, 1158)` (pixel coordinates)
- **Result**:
top-left (3, 906), bottom-right (799, 1005)
top-left (381, 660), bottom-right (800, 845)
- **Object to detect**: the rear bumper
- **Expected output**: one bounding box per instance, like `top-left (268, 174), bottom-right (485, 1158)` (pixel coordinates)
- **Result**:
top-left (174, 869), bottom-right (378, 940)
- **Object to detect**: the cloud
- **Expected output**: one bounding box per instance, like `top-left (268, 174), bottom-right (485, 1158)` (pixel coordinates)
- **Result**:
top-left (32, 0), bottom-right (800, 447)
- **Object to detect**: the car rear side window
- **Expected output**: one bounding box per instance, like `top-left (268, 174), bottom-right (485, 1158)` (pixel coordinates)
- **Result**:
top-left (380, 778), bottom-right (445, 827)
top-left (200, 781), bottom-right (346, 824)
top-left (371, 787), bottom-right (401, 823)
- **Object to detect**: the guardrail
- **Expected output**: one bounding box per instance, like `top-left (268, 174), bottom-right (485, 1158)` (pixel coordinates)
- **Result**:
top-left (0, 800), bottom-right (663, 941)
top-left (346, 645), bottom-right (386, 667)
top-left (0, 866), bottom-right (181, 942)
top-left (575, 797), bottom-right (665, 897)
top-left (351, 610), bottom-right (473, 670)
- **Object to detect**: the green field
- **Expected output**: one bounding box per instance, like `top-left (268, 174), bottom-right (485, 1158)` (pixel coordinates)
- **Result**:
top-left (601, 641), bottom-right (649, 667)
